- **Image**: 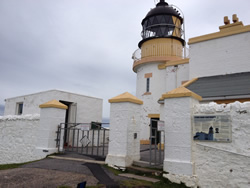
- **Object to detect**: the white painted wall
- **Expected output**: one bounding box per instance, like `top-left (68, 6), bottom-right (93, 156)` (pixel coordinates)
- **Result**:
top-left (136, 62), bottom-right (189, 140)
top-left (163, 97), bottom-right (199, 177)
top-left (106, 102), bottom-right (141, 167)
top-left (4, 90), bottom-right (103, 123)
top-left (136, 63), bottom-right (166, 140)
top-left (36, 107), bottom-right (66, 155)
top-left (193, 102), bottom-right (250, 188)
top-left (162, 100), bottom-right (250, 187)
top-left (189, 32), bottom-right (250, 79)
top-left (0, 114), bottom-right (42, 164)
top-left (165, 63), bottom-right (189, 92)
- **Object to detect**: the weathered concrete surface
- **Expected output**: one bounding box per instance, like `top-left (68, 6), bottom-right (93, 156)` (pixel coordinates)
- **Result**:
top-left (193, 102), bottom-right (250, 188)
top-left (0, 114), bottom-right (41, 164)
top-left (0, 158), bottom-right (99, 188)
top-left (0, 168), bottom-right (98, 188)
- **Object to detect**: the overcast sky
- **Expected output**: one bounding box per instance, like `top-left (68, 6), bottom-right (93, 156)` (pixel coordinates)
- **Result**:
top-left (1, 0), bottom-right (250, 118)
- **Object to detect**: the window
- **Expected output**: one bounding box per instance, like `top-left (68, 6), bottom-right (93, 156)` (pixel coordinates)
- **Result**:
top-left (146, 78), bottom-right (150, 92)
top-left (16, 102), bottom-right (23, 115)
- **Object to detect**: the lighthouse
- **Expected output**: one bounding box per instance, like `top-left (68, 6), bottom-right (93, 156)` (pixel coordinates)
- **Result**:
top-left (132, 0), bottom-right (188, 143)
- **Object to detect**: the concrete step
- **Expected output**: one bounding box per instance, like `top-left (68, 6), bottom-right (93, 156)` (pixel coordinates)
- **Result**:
top-left (133, 160), bottom-right (163, 169)
top-left (48, 155), bottom-right (105, 165)
top-left (118, 173), bottom-right (160, 183)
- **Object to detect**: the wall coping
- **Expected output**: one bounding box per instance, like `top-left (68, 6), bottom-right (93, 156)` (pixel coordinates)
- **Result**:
top-left (39, 100), bottom-right (68, 109)
top-left (188, 20), bottom-right (250, 44)
top-left (148, 114), bottom-right (160, 118)
top-left (158, 58), bottom-right (190, 69)
top-left (181, 78), bottom-right (198, 87)
top-left (161, 87), bottom-right (202, 101)
top-left (109, 92), bottom-right (143, 105)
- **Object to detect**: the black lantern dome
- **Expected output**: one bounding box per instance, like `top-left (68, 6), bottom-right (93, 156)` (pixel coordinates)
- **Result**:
top-left (139, 0), bottom-right (185, 47)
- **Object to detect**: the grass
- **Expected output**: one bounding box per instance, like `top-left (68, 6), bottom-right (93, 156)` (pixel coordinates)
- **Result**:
top-left (0, 159), bottom-right (42, 170)
top-left (0, 162), bottom-right (31, 170)
top-left (103, 165), bottom-right (188, 188)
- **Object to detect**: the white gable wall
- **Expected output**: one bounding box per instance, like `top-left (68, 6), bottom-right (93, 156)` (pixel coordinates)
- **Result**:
top-left (4, 90), bottom-right (103, 123)
top-left (189, 32), bottom-right (250, 79)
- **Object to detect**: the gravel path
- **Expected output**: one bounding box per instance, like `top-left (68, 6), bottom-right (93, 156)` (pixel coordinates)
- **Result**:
top-left (0, 168), bottom-right (98, 188)
top-left (0, 158), bottom-right (106, 188)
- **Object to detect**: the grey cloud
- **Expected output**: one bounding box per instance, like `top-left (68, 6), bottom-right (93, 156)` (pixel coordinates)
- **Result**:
top-left (0, 0), bottom-right (250, 118)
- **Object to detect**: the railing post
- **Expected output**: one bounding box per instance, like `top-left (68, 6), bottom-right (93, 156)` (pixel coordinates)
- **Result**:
top-left (102, 129), bottom-right (106, 156)
top-left (59, 123), bottom-right (65, 153)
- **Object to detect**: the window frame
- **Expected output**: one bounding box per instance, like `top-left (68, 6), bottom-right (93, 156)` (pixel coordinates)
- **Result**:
top-left (146, 78), bottom-right (150, 92)
top-left (16, 102), bottom-right (23, 115)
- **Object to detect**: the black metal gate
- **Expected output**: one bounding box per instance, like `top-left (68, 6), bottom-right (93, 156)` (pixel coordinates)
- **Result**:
top-left (56, 122), bottom-right (109, 158)
top-left (149, 119), bottom-right (164, 167)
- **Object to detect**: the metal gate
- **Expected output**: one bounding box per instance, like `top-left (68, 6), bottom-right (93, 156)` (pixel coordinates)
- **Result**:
top-left (56, 122), bottom-right (109, 158)
top-left (149, 119), bottom-right (164, 167)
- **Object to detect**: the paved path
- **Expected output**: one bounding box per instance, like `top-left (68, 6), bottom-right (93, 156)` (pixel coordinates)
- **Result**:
top-left (0, 157), bottom-right (127, 188)
top-left (0, 158), bottom-right (99, 188)
top-left (0, 145), bottom-right (164, 187)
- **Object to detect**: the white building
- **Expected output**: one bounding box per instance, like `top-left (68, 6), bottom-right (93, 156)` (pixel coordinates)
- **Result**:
top-left (132, 0), bottom-right (250, 143)
top-left (4, 89), bottom-right (103, 124)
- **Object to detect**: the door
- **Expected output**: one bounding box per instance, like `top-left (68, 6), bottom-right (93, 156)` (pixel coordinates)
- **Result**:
top-left (59, 101), bottom-right (77, 146)
top-left (151, 118), bottom-right (160, 145)
top-left (68, 103), bottom-right (77, 124)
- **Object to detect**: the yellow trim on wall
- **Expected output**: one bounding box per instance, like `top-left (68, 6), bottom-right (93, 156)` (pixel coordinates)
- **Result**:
top-left (158, 58), bottom-right (189, 69)
top-left (162, 87), bottom-right (202, 101)
top-left (148, 114), bottom-right (160, 118)
top-left (158, 143), bottom-right (164, 150)
top-left (188, 22), bottom-right (250, 44)
top-left (133, 56), bottom-right (181, 72)
top-left (181, 78), bottom-right (198, 87)
top-left (39, 100), bottom-right (68, 109)
top-left (109, 92), bottom-right (143, 105)
top-left (143, 92), bottom-right (152, 96)
top-left (219, 21), bottom-right (243, 31)
top-left (140, 140), bottom-right (150, 145)
top-left (144, 73), bottom-right (152, 78)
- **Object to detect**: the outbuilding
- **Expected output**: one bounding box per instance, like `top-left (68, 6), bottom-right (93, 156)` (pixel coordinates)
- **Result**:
top-left (4, 89), bottom-right (103, 124)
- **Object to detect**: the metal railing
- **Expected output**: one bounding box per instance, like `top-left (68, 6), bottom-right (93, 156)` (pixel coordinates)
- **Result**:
top-left (132, 45), bottom-right (189, 63)
top-left (56, 122), bottom-right (109, 158)
top-left (149, 119), bottom-right (165, 167)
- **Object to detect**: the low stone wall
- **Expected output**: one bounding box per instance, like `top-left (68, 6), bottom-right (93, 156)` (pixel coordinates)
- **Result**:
top-left (0, 114), bottom-right (43, 164)
top-left (193, 102), bottom-right (250, 187)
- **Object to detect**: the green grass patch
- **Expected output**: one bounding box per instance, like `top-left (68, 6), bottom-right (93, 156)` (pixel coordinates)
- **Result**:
top-left (0, 159), bottom-right (41, 170)
top-left (103, 165), bottom-right (188, 188)
top-left (0, 162), bottom-right (28, 170)
top-left (120, 179), bottom-right (152, 187)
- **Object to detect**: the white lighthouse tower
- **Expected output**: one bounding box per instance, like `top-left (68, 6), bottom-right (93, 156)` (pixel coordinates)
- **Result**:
top-left (132, 0), bottom-right (188, 143)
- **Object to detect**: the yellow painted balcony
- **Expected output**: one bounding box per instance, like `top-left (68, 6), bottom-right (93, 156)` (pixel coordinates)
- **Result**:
top-left (132, 42), bottom-right (189, 72)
